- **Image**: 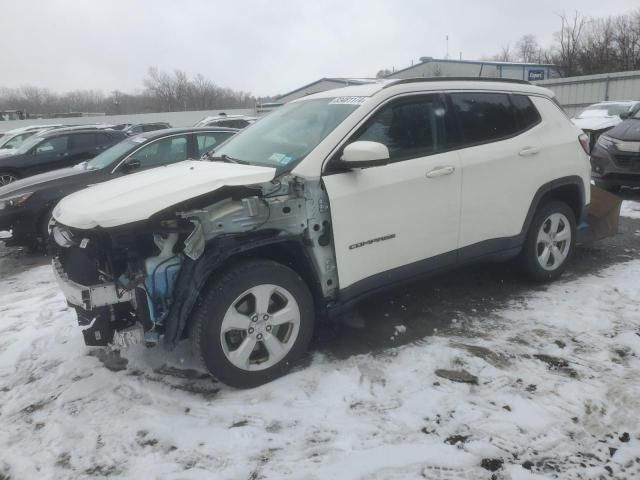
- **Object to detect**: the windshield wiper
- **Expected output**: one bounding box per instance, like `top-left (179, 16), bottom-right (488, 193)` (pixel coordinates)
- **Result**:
top-left (205, 153), bottom-right (250, 165)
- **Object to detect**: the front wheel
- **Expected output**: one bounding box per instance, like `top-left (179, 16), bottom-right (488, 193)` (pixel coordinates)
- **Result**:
top-left (191, 259), bottom-right (315, 388)
top-left (520, 200), bottom-right (576, 282)
top-left (0, 172), bottom-right (19, 186)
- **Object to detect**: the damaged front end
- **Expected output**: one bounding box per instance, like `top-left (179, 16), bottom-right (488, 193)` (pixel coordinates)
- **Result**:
top-left (51, 176), bottom-right (337, 349)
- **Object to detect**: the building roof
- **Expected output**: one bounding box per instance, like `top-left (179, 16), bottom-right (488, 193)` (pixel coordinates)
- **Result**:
top-left (295, 77), bottom-right (553, 103)
top-left (388, 57), bottom-right (558, 78)
top-left (276, 77), bottom-right (377, 101)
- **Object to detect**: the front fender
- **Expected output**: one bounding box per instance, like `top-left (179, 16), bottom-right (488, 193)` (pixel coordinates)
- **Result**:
top-left (163, 231), bottom-right (308, 348)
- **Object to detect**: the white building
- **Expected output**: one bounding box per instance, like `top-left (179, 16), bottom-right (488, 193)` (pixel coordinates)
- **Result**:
top-left (387, 57), bottom-right (562, 82)
top-left (276, 78), bottom-right (377, 104)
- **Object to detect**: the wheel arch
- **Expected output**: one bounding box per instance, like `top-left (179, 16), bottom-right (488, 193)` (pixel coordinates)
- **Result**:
top-left (521, 176), bottom-right (585, 237)
top-left (163, 232), bottom-right (322, 348)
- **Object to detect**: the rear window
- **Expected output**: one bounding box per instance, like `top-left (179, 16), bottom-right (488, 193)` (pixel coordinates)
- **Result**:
top-left (450, 92), bottom-right (519, 145)
top-left (511, 94), bottom-right (542, 131)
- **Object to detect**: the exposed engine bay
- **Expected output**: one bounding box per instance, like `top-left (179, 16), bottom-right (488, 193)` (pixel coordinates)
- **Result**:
top-left (51, 176), bottom-right (337, 348)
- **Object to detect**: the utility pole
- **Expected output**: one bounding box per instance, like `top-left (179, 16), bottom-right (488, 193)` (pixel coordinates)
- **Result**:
top-left (446, 35), bottom-right (449, 59)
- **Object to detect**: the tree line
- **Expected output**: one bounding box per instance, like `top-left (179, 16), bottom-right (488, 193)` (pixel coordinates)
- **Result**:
top-left (376, 9), bottom-right (640, 79)
top-left (490, 9), bottom-right (640, 77)
top-left (0, 68), bottom-right (262, 117)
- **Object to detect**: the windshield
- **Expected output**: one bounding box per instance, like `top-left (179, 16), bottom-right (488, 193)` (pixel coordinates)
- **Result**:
top-left (213, 98), bottom-right (361, 169)
top-left (85, 137), bottom-right (140, 170)
top-left (13, 134), bottom-right (46, 154)
top-left (577, 103), bottom-right (632, 118)
top-left (3, 131), bottom-right (36, 149)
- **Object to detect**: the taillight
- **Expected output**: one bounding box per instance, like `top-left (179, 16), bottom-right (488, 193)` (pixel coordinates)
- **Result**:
top-left (579, 134), bottom-right (590, 155)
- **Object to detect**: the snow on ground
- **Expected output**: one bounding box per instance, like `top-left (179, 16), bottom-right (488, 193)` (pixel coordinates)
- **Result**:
top-left (621, 200), bottom-right (640, 219)
top-left (1, 258), bottom-right (640, 478)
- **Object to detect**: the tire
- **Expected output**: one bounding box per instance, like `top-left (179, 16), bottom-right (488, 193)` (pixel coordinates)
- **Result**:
top-left (191, 259), bottom-right (315, 389)
top-left (39, 208), bottom-right (55, 246)
top-left (0, 172), bottom-right (19, 187)
top-left (520, 200), bottom-right (576, 282)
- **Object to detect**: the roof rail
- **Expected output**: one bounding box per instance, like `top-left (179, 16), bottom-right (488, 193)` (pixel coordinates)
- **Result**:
top-left (383, 77), bottom-right (532, 88)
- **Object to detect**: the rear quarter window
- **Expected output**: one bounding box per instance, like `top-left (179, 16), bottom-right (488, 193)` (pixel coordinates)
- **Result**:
top-left (511, 94), bottom-right (542, 131)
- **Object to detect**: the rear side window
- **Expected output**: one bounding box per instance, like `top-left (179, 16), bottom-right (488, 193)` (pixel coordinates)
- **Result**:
top-left (351, 94), bottom-right (452, 161)
top-left (511, 94), bottom-right (541, 130)
top-left (72, 133), bottom-right (99, 149)
top-left (450, 92), bottom-right (518, 145)
top-left (97, 133), bottom-right (117, 145)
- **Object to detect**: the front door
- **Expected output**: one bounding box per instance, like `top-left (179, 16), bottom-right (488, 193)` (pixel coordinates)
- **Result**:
top-left (323, 94), bottom-right (462, 291)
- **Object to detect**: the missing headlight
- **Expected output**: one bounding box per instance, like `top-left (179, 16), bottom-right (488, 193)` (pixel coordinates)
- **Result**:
top-left (52, 225), bottom-right (76, 248)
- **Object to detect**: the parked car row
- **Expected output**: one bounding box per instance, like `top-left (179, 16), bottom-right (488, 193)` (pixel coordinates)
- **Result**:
top-left (0, 127), bottom-right (238, 249)
top-left (571, 100), bottom-right (640, 192)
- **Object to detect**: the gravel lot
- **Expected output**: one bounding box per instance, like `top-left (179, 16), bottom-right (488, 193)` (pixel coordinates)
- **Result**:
top-left (0, 193), bottom-right (639, 480)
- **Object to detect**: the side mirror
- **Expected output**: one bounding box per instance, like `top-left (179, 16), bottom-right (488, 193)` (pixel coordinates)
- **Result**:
top-left (122, 158), bottom-right (141, 173)
top-left (620, 112), bottom-right (630, 120)
top-left (336, 141), bottom-right (391, 169)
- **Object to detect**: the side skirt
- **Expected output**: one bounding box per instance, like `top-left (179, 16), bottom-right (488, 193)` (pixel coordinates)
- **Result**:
top-left (329, 235), bottom-right (523, 318)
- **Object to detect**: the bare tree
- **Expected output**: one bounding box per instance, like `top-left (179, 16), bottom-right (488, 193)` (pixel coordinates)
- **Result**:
top-left (516, 35), bottom-right (540, 63)
top-left (555, 11), bottom-right (587, 76)
top-left (492, 44), bottom-right (514, 62)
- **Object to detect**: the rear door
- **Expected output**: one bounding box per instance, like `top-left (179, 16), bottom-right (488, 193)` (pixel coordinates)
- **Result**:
top-left (451, 92), bottom-right (543, 255)
top-left (68, 132), bottom-right (105, 164)
top-left (323, 93), bottom-right (462, 290)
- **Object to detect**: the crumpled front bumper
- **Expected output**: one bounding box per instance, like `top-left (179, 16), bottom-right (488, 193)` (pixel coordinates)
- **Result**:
top-left (52, 258), bottom-right (135, 311)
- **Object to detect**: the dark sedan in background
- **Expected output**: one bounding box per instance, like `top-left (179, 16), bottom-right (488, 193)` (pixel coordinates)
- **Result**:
top-left (0, 127), bottom-right (127, 186)
top-left (0, 127), bottom-right (238, 248)
top-left (590, 109), bottom-right (640, 192)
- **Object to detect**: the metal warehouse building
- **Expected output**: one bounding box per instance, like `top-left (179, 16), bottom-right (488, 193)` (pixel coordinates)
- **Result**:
top-left (536, 70), bottom-right (640, 117)
top-left (276, 78), bottom-right (378, 104)
top-left (386, 57), bottom-right (562, 82)
top-left (275, 59), bottom-right (563, 104)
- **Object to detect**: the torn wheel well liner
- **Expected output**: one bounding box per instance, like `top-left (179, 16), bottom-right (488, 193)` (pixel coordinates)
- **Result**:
top-left (162, 231), bottom-right (323, 348)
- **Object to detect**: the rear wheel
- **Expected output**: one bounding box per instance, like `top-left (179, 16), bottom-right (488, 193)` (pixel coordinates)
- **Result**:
top-left (520, 200), bottom-right (576, 282)
top-left (191, 259), bottom-right (315, 388)
top-left (0, 172), bottom-right (18, 186)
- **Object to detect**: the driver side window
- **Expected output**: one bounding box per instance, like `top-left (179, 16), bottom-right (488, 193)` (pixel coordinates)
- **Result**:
top-left (132, 135), bottom-right (188, 167)
top-left (350, 95), bottom-right (451, 162)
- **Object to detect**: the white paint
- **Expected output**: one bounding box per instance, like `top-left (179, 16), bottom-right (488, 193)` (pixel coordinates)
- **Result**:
top-left (53, 160), bottom-right (275, 229)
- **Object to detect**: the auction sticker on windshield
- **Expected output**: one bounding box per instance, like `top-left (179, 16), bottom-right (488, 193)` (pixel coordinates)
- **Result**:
top-left (329, 96), bottom-right (368, 105)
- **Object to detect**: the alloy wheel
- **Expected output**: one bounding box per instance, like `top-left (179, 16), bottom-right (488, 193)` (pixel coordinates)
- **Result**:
top-left (219, 284), bottom-right (301, 371)
top-left (536, 212), bottom-right (571, 271)
top-left (0, 174), bottom-right (18, 186)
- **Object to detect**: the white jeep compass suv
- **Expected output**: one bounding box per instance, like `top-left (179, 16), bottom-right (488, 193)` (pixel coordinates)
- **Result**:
top-left (51, 78), bottom-right (591, 388)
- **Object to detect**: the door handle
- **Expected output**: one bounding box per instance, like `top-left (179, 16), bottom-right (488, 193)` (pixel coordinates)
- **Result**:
top-left (426, 166), bottom-right (455, 178)
top-left (519, 146), bottom-right (540, 156)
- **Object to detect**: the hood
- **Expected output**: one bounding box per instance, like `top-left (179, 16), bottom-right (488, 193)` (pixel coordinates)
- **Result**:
top-left (571, 116), bottom-right (621, 132)
top-left (606, 119), bottom-right (640, 141)
top-left (54, 160), bottom-right (277, 229)
top-left (0, 165), bottom-right (94, 198)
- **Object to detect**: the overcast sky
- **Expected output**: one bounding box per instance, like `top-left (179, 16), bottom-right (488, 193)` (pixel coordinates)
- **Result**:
top-left (2, 0), bottom-right (638, 97)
